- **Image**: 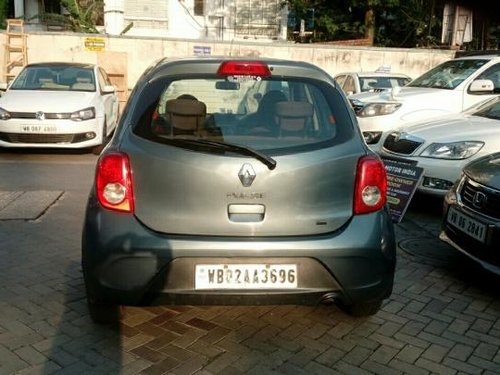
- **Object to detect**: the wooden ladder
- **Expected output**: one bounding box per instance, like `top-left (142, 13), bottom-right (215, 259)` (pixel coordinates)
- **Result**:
top-left (4, 19), bottom-right (28, 83)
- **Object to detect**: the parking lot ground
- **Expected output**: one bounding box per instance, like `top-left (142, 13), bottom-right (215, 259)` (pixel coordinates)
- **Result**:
top-left (1, 190), bottom-right (500, 374)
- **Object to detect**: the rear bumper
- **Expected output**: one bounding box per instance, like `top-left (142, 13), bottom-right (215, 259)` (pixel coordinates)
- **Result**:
top-left (82, 201), bottom-right (396, 307)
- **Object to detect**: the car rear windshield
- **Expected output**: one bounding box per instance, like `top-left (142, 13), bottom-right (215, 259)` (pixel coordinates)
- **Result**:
top-left (10, 66), bottom-right (96, 92)
top-left (132, 76), bottom-right (354, 153)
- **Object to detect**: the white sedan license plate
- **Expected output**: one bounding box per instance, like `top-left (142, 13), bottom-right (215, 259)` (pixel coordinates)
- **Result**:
top-left (195, 264), bottom-right (297, 289)
top-left (447, 207), bottom-right (487, 243)
top-left (21, 125), bottom-right (57, 133)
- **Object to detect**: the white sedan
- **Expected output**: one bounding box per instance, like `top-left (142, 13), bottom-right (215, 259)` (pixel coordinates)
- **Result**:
top-left (334, 71), bottom-right (411, 96)
top-left (0, 62), bottom-right (119, 154)
top-left (379, 96), bottom-right (500, 196)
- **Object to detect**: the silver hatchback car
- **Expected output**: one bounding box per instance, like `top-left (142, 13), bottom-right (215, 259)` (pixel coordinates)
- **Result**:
top-left (82, 57), bottom-right (396, 324)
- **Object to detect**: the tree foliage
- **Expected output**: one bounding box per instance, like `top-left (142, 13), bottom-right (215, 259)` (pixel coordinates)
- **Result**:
top-left (38, 0), bottom-right (104, 33)
top-left (282, 0), bottom-right (454, 47)
top-left (0, 0), bottom-right (7, 28)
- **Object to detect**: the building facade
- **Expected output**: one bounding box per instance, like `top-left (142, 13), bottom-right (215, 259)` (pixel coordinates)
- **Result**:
top-left (11, 0), bottom-right (288, 42)
top-left (114, 0), bottom-right (288, 41)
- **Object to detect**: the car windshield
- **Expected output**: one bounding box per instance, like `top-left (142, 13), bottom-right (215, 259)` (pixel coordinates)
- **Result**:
top-left (10, 65), bottom-right (96, 92)
top-left (133, 76), bottom-right (351, 153)
top-left (408, 59), bottom-right (488, 90)
top-left (472, 96), bottom-right (500, 120)
top-left (359, 76), bottom-right (410, 92)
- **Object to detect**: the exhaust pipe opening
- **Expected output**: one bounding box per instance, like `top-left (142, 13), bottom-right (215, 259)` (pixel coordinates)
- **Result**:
top-left (320, 292), bottom-right (339, 306)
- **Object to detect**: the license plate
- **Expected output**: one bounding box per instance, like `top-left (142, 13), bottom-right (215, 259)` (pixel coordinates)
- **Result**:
top-left (195, 264), bottom-right (297, 289)
top-left (447, 207), bottom-right (487, 243)
top-left (21, 125), bottom-right (58, 133)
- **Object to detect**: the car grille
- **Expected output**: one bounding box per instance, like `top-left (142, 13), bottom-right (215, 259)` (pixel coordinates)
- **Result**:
top-left (0, 132), bottom-right (90, 144)
top-left (460, 177), bottom-right (500, 220)
top-left (9, 112), bottom-right (72, 120)
top-left (383, 133), bottom-right (423, 155)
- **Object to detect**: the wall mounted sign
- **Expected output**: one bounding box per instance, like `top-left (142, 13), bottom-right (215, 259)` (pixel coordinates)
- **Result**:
top-left (85, 37), bottom-right (106, 52)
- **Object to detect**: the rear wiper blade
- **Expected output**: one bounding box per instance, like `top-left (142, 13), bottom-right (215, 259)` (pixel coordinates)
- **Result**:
top-left (166, 137), bottom-right (277, 170)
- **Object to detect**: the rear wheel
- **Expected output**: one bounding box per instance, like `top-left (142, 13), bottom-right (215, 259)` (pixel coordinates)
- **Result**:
top-left (340, 299), bottom-right (383, 317)
top-left (83, 260), bottom-right (120, 324)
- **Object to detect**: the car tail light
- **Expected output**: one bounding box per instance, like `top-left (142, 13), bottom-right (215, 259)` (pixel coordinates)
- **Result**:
top-left (96, 152), bottom-right (134, 213)
top-left (217, 61), bottom-right (271, 77)
top-left (353, 155), bottom-right (387, 215)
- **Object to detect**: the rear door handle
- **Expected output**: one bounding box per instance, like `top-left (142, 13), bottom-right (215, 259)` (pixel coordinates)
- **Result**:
top-left (228, 204), bottom-right (265, 222)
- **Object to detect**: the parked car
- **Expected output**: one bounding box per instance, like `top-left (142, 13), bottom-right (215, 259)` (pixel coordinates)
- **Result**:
top-left (440, 151), bottom-right (500, 275)
top-left (81, 57), bottom-right (396, 324)
top-left (0, 62), bottom-right (119, 154)
top-left (350, 54), bottom-right (500, 150)
top-left (379, 96), bottom-right (500, 196)
top-left (334, 70), bottom-right (411, 96)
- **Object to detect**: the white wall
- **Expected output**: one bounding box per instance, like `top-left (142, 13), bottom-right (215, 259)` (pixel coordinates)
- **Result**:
top-left (119, 0), bottom-right (285, 42)
top-left (166, 0), bottom-right (205, 39)
top-left (0, 31), bottom-right (455, 91)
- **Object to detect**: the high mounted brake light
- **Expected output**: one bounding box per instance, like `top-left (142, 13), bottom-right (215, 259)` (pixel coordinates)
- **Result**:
top-left (217, 61), bottom-right (272, 77)
top-left (96, 152), bottom-right (134, 213)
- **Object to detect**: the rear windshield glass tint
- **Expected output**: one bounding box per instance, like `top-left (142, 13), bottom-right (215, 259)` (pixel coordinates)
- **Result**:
top-left (132, 76), bottom-right (353, 153)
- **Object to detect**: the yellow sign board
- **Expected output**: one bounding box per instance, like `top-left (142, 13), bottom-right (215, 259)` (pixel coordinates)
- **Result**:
top-left (84, 37), bottom-right (106, 52)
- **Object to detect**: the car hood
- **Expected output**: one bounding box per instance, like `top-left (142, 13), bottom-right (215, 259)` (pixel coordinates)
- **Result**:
top-left (464, 151), bottom-right (500, 190)
top-left (350, 86), bottom-right (448, 103)
top-left (398, 115), bottom-right (500, 143)
top-left (0, 90), bottom-right (96, 112)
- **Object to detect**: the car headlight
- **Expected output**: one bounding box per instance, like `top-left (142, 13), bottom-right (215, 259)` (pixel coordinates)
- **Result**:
top-left (357, 103), bottom-right (401, 117)
top-left (0, 107), bottom-right (11, 120)
top-left (70, 107), bottom-right (95, 121)
top-left (420, 141), bottom-right (484, 159)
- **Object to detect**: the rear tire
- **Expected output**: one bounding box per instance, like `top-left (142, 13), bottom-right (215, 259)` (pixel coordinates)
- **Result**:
top-left (83, 259), bottom-right (120, 325)
top-left (341, 300), bottom-right (383, 317)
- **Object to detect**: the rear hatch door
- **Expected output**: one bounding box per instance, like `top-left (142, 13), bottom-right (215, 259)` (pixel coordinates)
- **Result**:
top-left (127, 137), bottom-right (361, 236)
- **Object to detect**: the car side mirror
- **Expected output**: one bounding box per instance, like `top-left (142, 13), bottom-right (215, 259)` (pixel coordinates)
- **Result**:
top-left (102, 85), bottom-right (116, 94)
top-left (345, 91), bottom-right (354, 96)
top-left (469, 79), bottom-right (494, 93)
top-left (0, 82), bottom-right (8, 91)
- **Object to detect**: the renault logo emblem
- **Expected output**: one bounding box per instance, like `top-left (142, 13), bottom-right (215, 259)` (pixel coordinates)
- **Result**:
top-left (238, 163), bottom-right (256, 187)
top-left (472, 191), bottom-right (487, 209)
top-left (35, 111), bottom-right (45, 121)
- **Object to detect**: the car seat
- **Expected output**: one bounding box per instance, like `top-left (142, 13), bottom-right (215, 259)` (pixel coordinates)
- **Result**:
top-left (275, 101), bottom-right (314, 139)
top-left (164, 98), bottom-right (207, 136)
top-left (72, 70), bottom-right (95, 91)
top-left (239, 90), bottom-right (287, 136)
top-left (37, 69), bottom-right (55, 88)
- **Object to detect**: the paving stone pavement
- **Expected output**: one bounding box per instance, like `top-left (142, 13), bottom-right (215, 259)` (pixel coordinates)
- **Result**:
top-left (1, 191), bottom-right (500, 375)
